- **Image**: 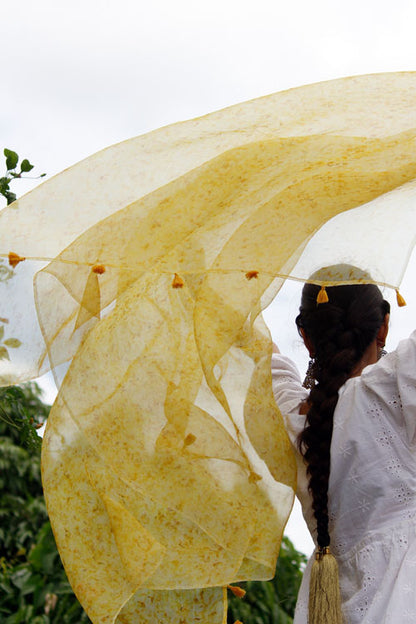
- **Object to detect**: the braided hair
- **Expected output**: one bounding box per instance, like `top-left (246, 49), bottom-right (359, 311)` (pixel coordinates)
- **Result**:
top-left (296, 267), bottom-right (390, 549)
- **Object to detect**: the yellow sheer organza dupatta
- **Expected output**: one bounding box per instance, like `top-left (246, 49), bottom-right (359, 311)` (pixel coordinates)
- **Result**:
top-left (1, 72), bottom-right (416, 624)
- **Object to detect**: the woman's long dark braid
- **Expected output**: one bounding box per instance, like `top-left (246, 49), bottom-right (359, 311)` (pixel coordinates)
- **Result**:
top-left (296, 282), bottom-right (390, 549)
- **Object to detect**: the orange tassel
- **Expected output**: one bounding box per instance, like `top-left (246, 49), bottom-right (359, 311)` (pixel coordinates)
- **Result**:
top-left (8, 252), bottom-right (26, 268)
top-left (183, 433), bottom-right (196, 447)
top-left (316, 285), bottom-right (329, 304)
top-left (227, 585), bottom-right (246, 598)
top-left (172, 273), bottom-right (184, 288)
top-left (396, 289), bottom-right (406, 307)
top-left (245, 270), bottom-right (259, 280)
top-left (92, 264), bottom-right (106, 274)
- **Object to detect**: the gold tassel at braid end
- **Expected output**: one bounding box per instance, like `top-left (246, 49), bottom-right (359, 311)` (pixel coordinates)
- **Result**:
top-left (309, 546), bottom-right (343, 624)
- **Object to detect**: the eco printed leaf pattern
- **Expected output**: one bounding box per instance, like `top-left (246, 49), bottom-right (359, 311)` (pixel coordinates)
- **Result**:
top-left (0, 324), bottom-right (21, 360)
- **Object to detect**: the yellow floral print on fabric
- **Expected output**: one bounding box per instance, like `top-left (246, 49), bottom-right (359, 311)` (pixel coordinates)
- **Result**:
top-left (1, 73), bottom-right (416, 623)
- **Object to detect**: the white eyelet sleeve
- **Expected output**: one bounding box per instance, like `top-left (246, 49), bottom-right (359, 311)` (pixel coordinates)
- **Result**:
top-left (271, 353), bottom-right (309, 445)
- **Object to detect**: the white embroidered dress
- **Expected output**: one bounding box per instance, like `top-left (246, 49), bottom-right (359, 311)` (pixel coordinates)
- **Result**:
top-left (271, 331), bottom-right (416, 624)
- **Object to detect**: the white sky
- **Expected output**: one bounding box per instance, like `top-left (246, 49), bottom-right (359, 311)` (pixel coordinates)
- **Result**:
top-left (2, 0), bottom-right (416, 556)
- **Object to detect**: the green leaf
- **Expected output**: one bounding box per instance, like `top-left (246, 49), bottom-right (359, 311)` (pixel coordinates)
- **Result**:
top-left (4, 339), bottom-right (21, 348)
top-left (0, 326), bottom-right (4, 340)
top-left (0, 347), bottom-right (10, 360)
top-left (28, 523), bottom-right (59, 575)
top-left (10, 567), bottom-right (40, 594)
top-left (0, 177), bottom-right (10, 192)
top-left (4, 191), bottom-right (16, 205)
top-left (20, 159), bottom-right (34, 173)
top-left (4, 149), bottom-right (18, 171)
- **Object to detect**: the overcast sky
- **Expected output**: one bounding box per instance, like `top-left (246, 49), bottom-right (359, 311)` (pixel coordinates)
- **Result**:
top-left (3, 0), bottom-right (416, 181)
top-left (2, 0), bottom-right (416, 555)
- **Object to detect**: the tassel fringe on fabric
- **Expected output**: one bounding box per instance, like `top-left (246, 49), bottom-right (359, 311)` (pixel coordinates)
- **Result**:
top-left (396, 289), bottom-right (406, 307)
top-left (309, 547), bottom-right (343, 624)
top-left (316, 285), bottom-right (329, 304)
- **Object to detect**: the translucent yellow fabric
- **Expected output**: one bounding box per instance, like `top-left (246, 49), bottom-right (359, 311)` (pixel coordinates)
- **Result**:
top-left (1, 72), bottom-right (416, 624)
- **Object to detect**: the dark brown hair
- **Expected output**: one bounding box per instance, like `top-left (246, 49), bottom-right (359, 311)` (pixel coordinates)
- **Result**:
top-left (296, 271), bottom-right (390, 548)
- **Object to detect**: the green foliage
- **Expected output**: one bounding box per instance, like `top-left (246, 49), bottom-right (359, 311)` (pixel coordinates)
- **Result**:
top-left (0, 152), bottom-right (91, 621)
top-left (227, 537), bottom-right (307, 624)
top-left (0, 384), bottom-right (92, 623)
top-left (0, 384), bottom-right (47, 452)
top-left (1, 148), bottom-right (46, 206)
top-left (0, 523), bottom-right (91, 623)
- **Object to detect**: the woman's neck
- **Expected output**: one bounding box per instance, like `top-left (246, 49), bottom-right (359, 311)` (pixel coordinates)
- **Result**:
top-left (350, 338), bottom-right (378, 378)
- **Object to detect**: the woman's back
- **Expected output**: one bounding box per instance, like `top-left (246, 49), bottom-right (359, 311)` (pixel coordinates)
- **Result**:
top-left (273, 330), bottom-right (416, 622)
top-left (329, 331), bottom-right (416, 622)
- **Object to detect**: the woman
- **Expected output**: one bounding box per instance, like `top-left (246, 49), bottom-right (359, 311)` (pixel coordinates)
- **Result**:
top-left (271, 265), bottom-right (416, 623)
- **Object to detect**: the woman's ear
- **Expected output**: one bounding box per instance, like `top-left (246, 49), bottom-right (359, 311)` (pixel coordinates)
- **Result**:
top-left (300, 328), bottom-right (315, 357)
top-left (377, 313), bottom-right (390, 346)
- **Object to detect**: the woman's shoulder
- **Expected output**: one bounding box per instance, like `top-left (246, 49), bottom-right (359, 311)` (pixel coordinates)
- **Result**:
top-left (343, 329), bottom-right (416, 444)
top-left (271, 352), bottom-right (303, 376)
top-left (361, 329), bottom-right (416, 384)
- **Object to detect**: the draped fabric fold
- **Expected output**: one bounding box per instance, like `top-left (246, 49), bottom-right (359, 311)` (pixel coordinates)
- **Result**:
top-left (1, 72), bottom-right (416, 623)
